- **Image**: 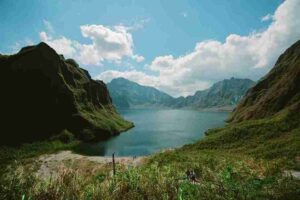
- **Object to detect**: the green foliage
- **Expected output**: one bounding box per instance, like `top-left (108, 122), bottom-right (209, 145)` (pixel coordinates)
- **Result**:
top-left (0, 42), bottom-right (134, 145)
top-left (75, 106), bottom-right (133, 142)
top-left (1, 84), bottom-right (299, 199)
top-left (0, 103), bottom-right (299, 199)
top-left (0, 140), bottom-right (79, 176)
top-left (186, 108), bottom-right (300, 169)
top-left (50, 129), bottom-right (74, 143)
top-left (79, 128), bottom-right (96, 141)
top-left (1, 151), bottom-right (299, 200)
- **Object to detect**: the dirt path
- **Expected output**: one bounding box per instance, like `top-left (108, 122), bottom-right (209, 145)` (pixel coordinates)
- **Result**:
top-left (36, 150), bottom-right (146, 180)
top-left (39, 150), bottom-right (145, 166)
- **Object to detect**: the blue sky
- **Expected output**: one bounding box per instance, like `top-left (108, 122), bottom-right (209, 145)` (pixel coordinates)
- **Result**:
top-left (1, 0), bottom-right (299, 96)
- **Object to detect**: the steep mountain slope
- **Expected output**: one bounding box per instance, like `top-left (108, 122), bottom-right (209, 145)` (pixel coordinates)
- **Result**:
top-left (0, 43), bottom-right (133, 144)
top-left (187, 40), bottom-right (300, 167)
top-left (171, 78), bottom-right (255, 110)
top-left (229, 40), bottom-right (300, 123)
top-left (1, 41), bottom-right (300, 200)
top-left (108, 77), bottom-right (254, 110)
top-left (107, 77), bottom-right (174, 108)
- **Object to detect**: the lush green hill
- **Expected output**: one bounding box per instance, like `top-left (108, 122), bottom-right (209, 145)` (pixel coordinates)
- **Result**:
top-left (90, 40), bottom-right (299, 199)
top-left (1, 41), bottom-right (299, 200)
top-left (171, 78), bottom-right (255, 110)
top-left (0, 43), bottom-right (133, 144)
top-left (228, 40), bottom-right (300, 122)
top-left (181, 40), bottom-right (300, 168)
top-left (107, 77), bottom-right (174, 109)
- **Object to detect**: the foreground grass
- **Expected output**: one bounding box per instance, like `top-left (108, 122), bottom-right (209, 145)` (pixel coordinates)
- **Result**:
top-left (0, 107), bottom-right (299, 199)
top-left (0, 140), bottom-right (79, 175)
top-left (1, 149), bottom-right (299, 200)
top-left (187, 106), bottom-right (300, 170)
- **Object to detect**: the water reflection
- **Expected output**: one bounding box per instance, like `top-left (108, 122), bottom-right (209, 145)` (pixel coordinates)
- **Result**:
top-left (76, 109), bottom-right (229, 156)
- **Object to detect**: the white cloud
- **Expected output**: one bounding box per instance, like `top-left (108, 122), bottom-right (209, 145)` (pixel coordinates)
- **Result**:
top-left (95, 70), bottom-right (159, 87)
top-left (39, 31), bottom-right (77, 58)
top-left (127, 18), bottom-right (150, 31)
top-left (39, 24), bottom-right (144, 65)
top-left (43, 19), bottom-right (54, 33)
top-left (37, 0), bottom-right (300, 97)
top-left (78, 24), bottom-right (135, 65)
top-left (260, 14), bottom-right (273, 22)
top-left (132, 54), bottom-right (145, 63)
top-left (98, 0), bottom-right (300, 97)
top-left (7, 39), bottom-right (34, 54)
top-left (261, 14), bottom-right (273, 22)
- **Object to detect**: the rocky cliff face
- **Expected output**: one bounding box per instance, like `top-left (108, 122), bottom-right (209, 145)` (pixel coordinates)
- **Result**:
top-left (229, 40), bottom-right (300, 122)
top-left (0, 42), bottom-right (133, 144)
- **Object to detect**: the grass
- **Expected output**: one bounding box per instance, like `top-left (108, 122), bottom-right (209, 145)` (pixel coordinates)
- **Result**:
top-left (0, 140), bottom-right (79, 175)
top-left (1, 149), bottom-right (299, 200)
top-left (0, 107), bottom-right (299, 199)
top-left (186, 106), bottom-right (300, 170)
top-left (80, 106), bottom-right (134, 133)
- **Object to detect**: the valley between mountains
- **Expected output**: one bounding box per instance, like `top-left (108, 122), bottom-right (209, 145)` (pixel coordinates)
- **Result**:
top-left (0, 40), bottom-right (299, 199)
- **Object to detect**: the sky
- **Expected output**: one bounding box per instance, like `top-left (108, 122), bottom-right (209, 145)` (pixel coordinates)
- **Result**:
top-left (1, 0), bottom-right (300, 97)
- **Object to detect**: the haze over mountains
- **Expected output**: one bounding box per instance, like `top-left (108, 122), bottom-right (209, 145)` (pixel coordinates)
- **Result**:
top-left (107, 78), bottom-right (174, 109)
top-left (107, 77), bottom-right (255, 110)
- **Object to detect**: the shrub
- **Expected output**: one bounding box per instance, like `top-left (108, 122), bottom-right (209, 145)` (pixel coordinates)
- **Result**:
top-left (51, 129), bottom-right (74, 143)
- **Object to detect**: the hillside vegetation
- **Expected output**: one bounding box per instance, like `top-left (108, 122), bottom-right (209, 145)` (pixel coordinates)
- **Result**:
top-left (0, 43), bottom-right (133, 144)
top-left (229, 40), bottom-right (300, 122)
top-left (0, 41), bottom-right (300, 199)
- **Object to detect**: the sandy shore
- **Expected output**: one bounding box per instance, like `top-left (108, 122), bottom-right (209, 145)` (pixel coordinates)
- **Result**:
top-left (36, 150), bottom-right (146, 180)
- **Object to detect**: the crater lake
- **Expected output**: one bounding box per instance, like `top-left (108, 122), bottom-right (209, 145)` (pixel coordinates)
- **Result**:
top-left (77, 109), bottom-right (229, 156)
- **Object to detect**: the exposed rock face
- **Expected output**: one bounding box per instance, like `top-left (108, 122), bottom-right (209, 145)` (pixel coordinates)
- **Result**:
top-left (229, 40), bottom-right (300, 122)
top-left (0, 42), bottom-right (133, 144)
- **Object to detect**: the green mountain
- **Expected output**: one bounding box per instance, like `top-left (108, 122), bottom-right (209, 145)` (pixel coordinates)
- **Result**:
top-left (171, 78), bottom-right (255, 110)
top-left (0, 43), bottom-right (133, 145)
top-left (191, 40), bottom-right (300, 165)
top-left (229, 40), bottom-right (300, 123)
top-left (108, 77), bottom-right (254, 110)
top-left (107, 77), bottom-right (174, 108)
top-left (1, 42), bottom-right (300, 200)
top-left (127, 40), bottom-right (300, 199)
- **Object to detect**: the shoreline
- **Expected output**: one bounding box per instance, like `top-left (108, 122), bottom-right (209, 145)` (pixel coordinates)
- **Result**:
top-left (36, 150), bottom-right (147, 180)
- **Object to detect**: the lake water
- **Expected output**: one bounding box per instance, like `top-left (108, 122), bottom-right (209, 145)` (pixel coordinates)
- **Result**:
top-left (77, 109), bottom-right (229, 156)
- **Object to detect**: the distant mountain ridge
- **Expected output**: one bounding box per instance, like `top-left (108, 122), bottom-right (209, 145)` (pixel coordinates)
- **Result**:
top-left (107, 77), bottom-right (255, 110)
top-left (107, 77), bottom-right (174, 109)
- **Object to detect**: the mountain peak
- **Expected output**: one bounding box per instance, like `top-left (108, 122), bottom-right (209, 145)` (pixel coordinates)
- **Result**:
top-left (0, 43), bottom-right (132, 144)
top-left (19, 42), bottom-right (53, 54)
top-left (111, 77), bottom-right (131, 83)
top-left (107, 77), bottom-right (173, 109)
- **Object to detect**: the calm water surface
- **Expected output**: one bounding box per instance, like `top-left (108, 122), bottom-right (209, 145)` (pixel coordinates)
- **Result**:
top-left (78, 109), bottom-right (229, 156)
